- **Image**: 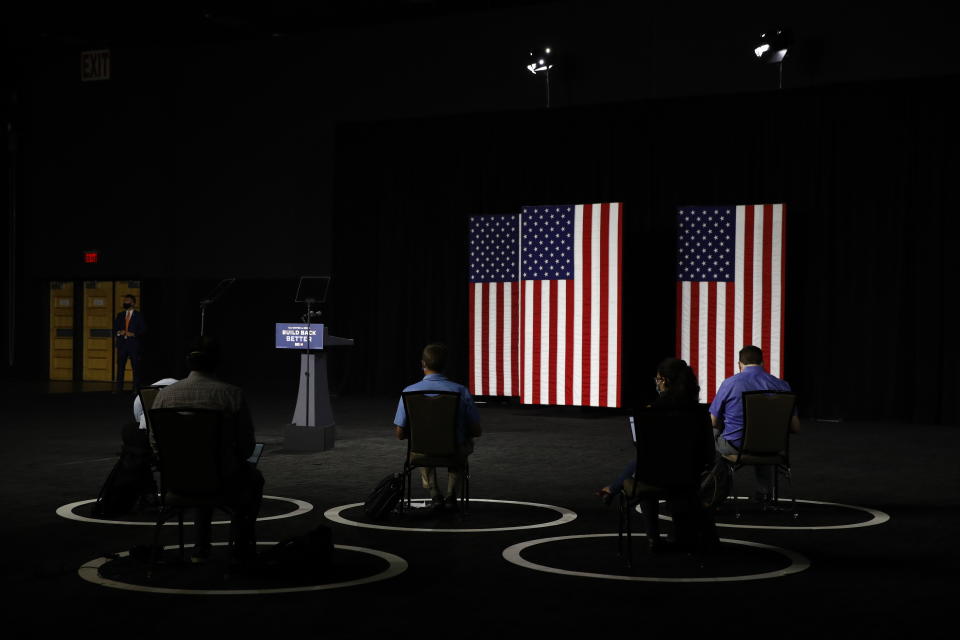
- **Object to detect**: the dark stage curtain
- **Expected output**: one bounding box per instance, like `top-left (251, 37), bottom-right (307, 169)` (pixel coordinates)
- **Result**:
top-left (330, 76), bottom-right (960, 425)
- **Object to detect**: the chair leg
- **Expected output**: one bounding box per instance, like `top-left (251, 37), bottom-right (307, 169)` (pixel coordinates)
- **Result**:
top-left (731, 468), bottom-right (742, 519)
top-left (400, 468), bottom-right (409, 513)
top-left (149, 511), bottom-right (167, 577)
top-left (783, 466), bottom-right (798, 519)
top-left (226, 507), bottom-right (236, 553)
top-left (178, 511), bottom-right (185, 562)
top-left (617, 495), bottom-right (625, 556)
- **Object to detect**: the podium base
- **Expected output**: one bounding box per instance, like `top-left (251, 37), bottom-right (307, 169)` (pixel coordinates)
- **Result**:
top-left (283, 424), bottom-right (336, 452)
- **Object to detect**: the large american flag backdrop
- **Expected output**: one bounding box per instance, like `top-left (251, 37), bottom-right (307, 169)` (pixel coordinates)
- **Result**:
top-left (469, 203), bottom-right (623, 408)
top-left (676, 204), bottom-right (786, 403)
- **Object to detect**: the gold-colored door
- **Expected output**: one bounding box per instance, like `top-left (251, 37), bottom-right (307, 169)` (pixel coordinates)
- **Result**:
top-left (82, 281), bottom-right (114, 381)
top-left (49, 282), bottom-right (75, 380)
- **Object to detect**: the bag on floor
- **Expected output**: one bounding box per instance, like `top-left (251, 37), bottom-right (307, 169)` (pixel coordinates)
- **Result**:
top-left (699, 457), bottom-right (733, 511)
top-left (259, 525), bottom-right (334, 577)
top-left (363, 473), bottom-right (402, 520)
top-left (92, 424), bottom-right (156, 517)
top-left (92, 456), bottom-right (141, 517)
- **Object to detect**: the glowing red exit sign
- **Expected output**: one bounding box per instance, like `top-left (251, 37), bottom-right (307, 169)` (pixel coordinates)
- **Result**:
top-left (83, 250), bottom-right (99, 264)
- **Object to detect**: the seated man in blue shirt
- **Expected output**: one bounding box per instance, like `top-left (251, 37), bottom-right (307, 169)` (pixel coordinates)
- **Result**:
top-left (393, 343), bottom-right (481, 512)
top-left (709, 345), bottom-right (800, 501)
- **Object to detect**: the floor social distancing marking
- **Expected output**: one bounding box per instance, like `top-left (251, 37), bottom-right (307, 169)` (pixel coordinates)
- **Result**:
top-left (57, 495), bottom-right (313, 526)
top-left (502, 533), bottom-right (810, 583)
top-left (79, 542), bottom-right (407, 595)
top-left (324, 498), bottom-right (577, 533)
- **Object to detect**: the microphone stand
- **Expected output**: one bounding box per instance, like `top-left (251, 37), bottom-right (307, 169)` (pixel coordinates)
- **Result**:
top-left (302, 300), bottom-right (321, 428)
top-left (198, 278), bottom-right (235, 337)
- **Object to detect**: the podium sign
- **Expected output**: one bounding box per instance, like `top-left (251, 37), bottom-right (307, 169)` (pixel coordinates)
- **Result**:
top-left (275, 323), bottom-right (324, 350)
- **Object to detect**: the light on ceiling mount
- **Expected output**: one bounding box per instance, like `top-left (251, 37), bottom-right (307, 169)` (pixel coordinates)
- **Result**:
top-left (527, 46), bottom-right (554, 108)
top-left (754, 28), bottom-right (793, 89)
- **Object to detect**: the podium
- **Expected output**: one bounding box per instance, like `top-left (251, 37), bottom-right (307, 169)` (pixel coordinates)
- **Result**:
top-left (278, 323), bottom-right (354, 451)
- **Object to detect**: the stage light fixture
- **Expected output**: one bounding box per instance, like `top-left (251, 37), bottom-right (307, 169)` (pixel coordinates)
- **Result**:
top-left (754, 28), bottom-right (792, 64)
top-left (527, 46), bottom-right (554, 108)
top-left (527, 47), bottom-right (553, 74)
top-left (754, 28), bottom-right (793, 89)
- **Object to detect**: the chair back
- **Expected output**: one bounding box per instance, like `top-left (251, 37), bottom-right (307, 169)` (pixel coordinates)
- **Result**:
top-left (632, 405), bottom-right (713, 487)
top-left (402, 391), bottom-right (460, 456)
top-left (148, 408), bottom-right (225, 496)
top-left (137, 386), bottom-right (164, 436)
top-left (741, 391), bottom-right (796, 456)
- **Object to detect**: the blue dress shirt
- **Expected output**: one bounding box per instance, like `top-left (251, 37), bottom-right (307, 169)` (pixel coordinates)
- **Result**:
top-left (708, 365), bottom-right (792, 447)
top-left (393, 374), bottom-right (480, 444)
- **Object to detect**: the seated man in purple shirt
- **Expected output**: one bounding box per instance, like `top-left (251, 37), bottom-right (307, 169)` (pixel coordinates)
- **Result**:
top-left (709, 345), bottom-right (800, 501)
top-left (394, 343), bottom-right (481, 512)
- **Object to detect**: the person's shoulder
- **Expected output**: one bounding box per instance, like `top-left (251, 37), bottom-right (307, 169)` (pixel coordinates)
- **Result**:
top-left (401, 380), bottom-right (423, 393)
top-left (210, 378), bottom-right (243, 395)
top-left (715, 373), bottom-right (739, 392)
top-left (773, 374), bottom-right (792, 390)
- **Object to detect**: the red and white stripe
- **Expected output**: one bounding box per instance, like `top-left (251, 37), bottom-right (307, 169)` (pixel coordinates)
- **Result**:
top-left (469, 281), bottom-right (520, 397)
top-left (520, 202), bottom-right (622, 407)
top-left (677, 203), bottom-right (786, 403)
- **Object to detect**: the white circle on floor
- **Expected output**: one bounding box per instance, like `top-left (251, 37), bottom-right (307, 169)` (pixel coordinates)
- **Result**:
top-left (323, 499), bottom-right (577, 533)
top-left (56, 495), bottom-right (313, 526)
top-left (645, 497), bottom-right (890, 530)
top-left (78, 542), bottom-right (407, 595)
top-left (502, 533), bottom-right (810, 583)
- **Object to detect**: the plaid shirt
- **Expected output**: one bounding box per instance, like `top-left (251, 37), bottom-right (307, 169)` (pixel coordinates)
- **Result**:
top-left (152, 370), bottom-right (256, 476)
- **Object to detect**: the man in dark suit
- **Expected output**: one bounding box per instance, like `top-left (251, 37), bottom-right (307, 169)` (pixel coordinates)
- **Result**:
top-left (115, 294), bottom-right (146, 391)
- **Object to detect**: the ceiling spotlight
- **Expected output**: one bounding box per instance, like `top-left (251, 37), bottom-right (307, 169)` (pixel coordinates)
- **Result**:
top-left (754, 28), bottom-right (792, 64)
top-left (526, 46), bottom-right (554, 74)
top-left (754, 28), bottom-right (793, 89)
top-left (526, 46), bottom-right (555, 108)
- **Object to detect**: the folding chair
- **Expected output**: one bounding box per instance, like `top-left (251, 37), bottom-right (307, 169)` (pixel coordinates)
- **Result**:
top-left (720, 390), bottom-right (798, 518)
top-left (400, 390), bottom-right (469, 513)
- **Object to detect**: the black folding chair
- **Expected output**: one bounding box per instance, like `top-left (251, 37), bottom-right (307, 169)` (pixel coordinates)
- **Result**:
top-left (148, 408), bottom-right (235, 567)
top-left (400, 390), bottom-right (469, 513)
top-left (720, 390), bottom-right (798, 518)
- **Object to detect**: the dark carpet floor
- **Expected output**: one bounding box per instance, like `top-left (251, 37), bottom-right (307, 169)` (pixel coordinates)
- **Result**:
top-left (1, 381), bottom-right (957, 636)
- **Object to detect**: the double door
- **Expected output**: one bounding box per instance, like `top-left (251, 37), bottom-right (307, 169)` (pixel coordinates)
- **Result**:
top-left (48, 280), bottom-right (142, 382)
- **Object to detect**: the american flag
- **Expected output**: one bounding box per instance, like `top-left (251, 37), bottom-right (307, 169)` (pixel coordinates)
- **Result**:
top-left (520, 203), bottom-right (623, 408)
top-left (676, 204), bottom-right (786, 403)
top-left (469, 214), bottom-right (520, 397)
top-left (469, 204), bottom-right (623, 408)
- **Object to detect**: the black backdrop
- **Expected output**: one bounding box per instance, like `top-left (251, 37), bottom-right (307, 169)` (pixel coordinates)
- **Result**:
top-left (330, 76), bottom-right (960, 425)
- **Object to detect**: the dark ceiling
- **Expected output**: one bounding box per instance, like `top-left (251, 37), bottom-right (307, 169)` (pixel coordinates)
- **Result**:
top-left (5, 1), bottom-right (559, 48)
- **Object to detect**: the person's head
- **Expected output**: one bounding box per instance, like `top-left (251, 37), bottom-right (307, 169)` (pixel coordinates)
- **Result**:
top-left (122, 294), bottom-right (136, 310)
top-left (421, 343), bottom-right (448, 374)
top-left (738, 345), bottom-right (763, 369)
top-left (654, 357), bottom-right (700, 404)
top-left (186, 336), bottom-right (221, 373)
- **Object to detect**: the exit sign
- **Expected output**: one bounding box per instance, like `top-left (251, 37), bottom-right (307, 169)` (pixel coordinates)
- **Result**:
top-left (83, 250), bottom-right (99, 264)
top-left (81, 50), bottom-right (111, 82)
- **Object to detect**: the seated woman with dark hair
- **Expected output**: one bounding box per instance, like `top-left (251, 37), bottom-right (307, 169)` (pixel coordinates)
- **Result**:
top-left (596, 358), bottom-right (717, 552)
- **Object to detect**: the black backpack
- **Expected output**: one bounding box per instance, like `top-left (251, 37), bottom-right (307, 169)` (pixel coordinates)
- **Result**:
top-left (259, 525), bottom-right (334, 578)
top-left (363, 473), bottom-right (402, 520)
top-left (92, 423), bottom-right (156, 518)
